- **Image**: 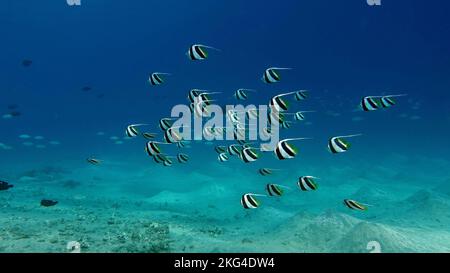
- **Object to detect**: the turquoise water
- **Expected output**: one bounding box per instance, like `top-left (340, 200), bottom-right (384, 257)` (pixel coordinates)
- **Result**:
top-left (1, 0), bottom-right (450, 252)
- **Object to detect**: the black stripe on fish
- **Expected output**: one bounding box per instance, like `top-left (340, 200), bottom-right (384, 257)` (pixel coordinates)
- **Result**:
top-left (188, 47), bottom-right (197, 60)
top-left (241, 195), bottom-right (250, 209)
top-left (194, 45), bottom-right (207, 59)
top-left (334, 138), bottom-right (347, 151)
top-left (304, 177), bottom-right (315, 190)
top-left (268, 69), bottom-right (280, 82)
top-left (246, 194), bottom-right (258, 208)
top-left (281, 141), bottom-right (296, 157)
top-left (263, 71), bottom-right (271, 83)
top-left (267, 184), bottom-right (282, 196)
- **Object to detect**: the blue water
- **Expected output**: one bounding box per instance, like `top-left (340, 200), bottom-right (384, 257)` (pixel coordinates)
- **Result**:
top-left (1, 0), bottom-right (450, 253)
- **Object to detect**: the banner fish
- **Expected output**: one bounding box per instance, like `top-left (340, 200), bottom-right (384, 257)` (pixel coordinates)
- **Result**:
top-left (145, 141), bottom-right (169, 156)
top-left (234, 89), bottom-right (256, 101)
top-left (164, 126), bottom-right (185, 144)
top-left (266, 184), bottom-right (288, 197)
top-left (142, 132), bottom-right (157, 140)
top-left (149, 72), bottom-right (170, 86)
top-left (187, 44), bottom-right (220, 61)
top-left (126, 124), bottom-right (147, 138)
top-left (240, 147), bottom-right (259, 163)
top-left (298, 176), bottom-right (318, 191)
top-left (159, 118), bottom-right (174, 131)
top-left (218, 153), bottom-right (229, 162)
top-left (286, 111), bottom-right (315, 121)
top-left (241, 193), bottom-right (265, 209)
top-left (274, 138), bottom-right (311, 160)
top-left (343, 199), bottom-right (368, 211)
top-left (269, 91), bottom-right (299, 112)
top-left (294, 90), bottom-right (309, 101)
top-left (177, 153), bottom-right (189, 163)
top-left (258, 168), bottom-right (279, 176)
top-left (87, 158), bottom-right (101, 165)
top-left (262, 67), bottom-right (292, 84)
top-left (215, 145), bottom-right (227, 154)
top-left (228, 144), bottom-right (242, 156)
top-left (328, 134), bottom-right (362, 154)
top-left (360, 94), bottom-right (407, 111)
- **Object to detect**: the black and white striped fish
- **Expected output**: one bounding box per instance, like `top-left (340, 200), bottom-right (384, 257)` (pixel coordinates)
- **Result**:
top-left (246, 109), bottom-right (259, 120)
top-left (204, 126), bottom-right (225, 138)
top-left (380, 96), bottom-right (395, 108)
top-left (176, 141), bottom-right (187, 148)
top-left (262, 67), bottom-right (292, 84)
top-left (193, 101), bottom-right (210, 118)
top-left (164, 127), bottom-right (184, 144)
top-left (274, 138), bottom-right (311, 160)
top-left (188, 90), bottom-right (217, 105)
top-left (153, 154), bottom-right (165, 163)
top-left (240, 147), bottom-right (259, 163)
top-left (268, 110), bottom-right (285, 125)
top-left (228, 144), bottom-right (242, 156)
top-left (343, 199), bottom-right (368, 211)
top-left (187, 44), bottom-right (220, 61)
top-left (360, 96), bottom-right (380, 112)
top-left (241, 193), bottom-right (264, 209)
top-left (149, 72), bottom-right (170, 86)
top-left (328, 134), bottom-right (361, 154)
top-left (233, 128), bottom-right (246, 141)
top-left (163, 158), bottom-right (173, 167)
top-left (226, 110), bottom-right (242, 124)
top-left (218, 153), bottom-right (229, 162)
top-left (360, 94), bottom-right (406, 111)
top-left (266, 184), bottom-right (285, 197)
top-left (215, 145), bottom-right (227, 154)
top-left (87, 158), bottom-right (101, 165)
top-left (380, 94), bottom-right (406, 108)
top-left (177, 153), bottom-right (189, 163)
top-left (153, 153), bottom-right (168, 164)
top-left (297, 176), bottom-right (318, 191)
top-left (286, 111), bottom-right (315, 121)
top-left (142, 132), bottom-right (157, 140)
top-left (294, 90), bottom-right (309, 101)
top-left (145, 141), bottom-right (162, 156)
top-left (126, 124), bottom-right (147, 138)
top-left (281, 121), bottom-right (292, 129)
top-left (258, 168), bottom-right (278, 176)
top-left (234, 89), bottom-right (255, 101)
top-left (159, 118), bottom-right (174, 131)
top-left (188, 89), bottom-right (205, 103)
top-left (203, 126), bottom-right (215, 138)
top-left (269, 91), bottom-right (298, 112)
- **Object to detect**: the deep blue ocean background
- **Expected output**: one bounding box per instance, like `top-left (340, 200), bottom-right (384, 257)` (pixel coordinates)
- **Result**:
top-left (1, 0), bottom-right (450, 253)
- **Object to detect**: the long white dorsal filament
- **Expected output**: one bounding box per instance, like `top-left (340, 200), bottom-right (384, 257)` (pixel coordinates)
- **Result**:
top-left (273, 91), bottom-right (298, 99)
top-left (272, 184), bottom-right (291, 190)
top-left (248, 193), bottom-right (269, 198)
top-left (281, 137), bottom-right (313, 143)
top-left (153, 72), bottom-right (171, 76)
top-left (269, 67), bottom-right (292, 71)
top-left (366, 94), bottom-right (407, 98)
top-left (285, 111), bottom-right (316, 115)
top-left (334, 134), bottom-right (362, 139)
top-left (197, 44), bottom-right (221, 52)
